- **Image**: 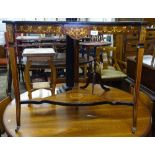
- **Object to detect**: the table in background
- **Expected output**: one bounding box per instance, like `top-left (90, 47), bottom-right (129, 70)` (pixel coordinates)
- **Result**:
top-left (79, 41), bottom-right (111, 92)
top-left (22, 52), bottom-right (93, 83)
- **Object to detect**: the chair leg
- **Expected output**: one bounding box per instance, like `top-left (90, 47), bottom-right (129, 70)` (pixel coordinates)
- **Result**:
top-left (80, 63), bottom-right (92, 89)
top-left (28, 91), bottom-right (32, 107)
top-left (52, 84), bottom-right (56, 95)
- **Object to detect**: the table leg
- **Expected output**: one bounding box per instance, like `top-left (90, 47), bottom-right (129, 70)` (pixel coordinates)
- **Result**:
top-left (80, 61), bottom-right (93, 89)
top-left (92, 46), bottom-right (97, 94)
top-left (80, 46), bottom-right (110, 92)
top-left (66, 35), bottom-right (74, 89)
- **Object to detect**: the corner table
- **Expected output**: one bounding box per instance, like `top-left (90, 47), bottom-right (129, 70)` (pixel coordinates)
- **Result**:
top-left (3, 21), bottom-right (147, 134)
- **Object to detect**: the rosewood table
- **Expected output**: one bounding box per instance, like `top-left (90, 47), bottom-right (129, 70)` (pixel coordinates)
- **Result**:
top-left (2, 21), bottom-right (147, 134)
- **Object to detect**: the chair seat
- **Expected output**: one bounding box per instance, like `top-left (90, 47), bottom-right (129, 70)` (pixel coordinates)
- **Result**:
top-left (100, 69), bottom-right (127, 79)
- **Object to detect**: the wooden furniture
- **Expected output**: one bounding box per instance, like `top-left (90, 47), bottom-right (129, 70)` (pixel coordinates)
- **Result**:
top-left (145, 29), bottom-right (155, 54)
top-left (79, 41), bottom-right (111, 59)
top-left (2, 84), bottom-right (152, 137)
top-left (123, 28), bottom-right (155, 61)
top-left (0, 96), bottom-right (12, 135)
top-left (115, 18), bottom-right (155, 60)
top-left (96, 46), bottom-right (126, 73)
top-left (3, 21), bottom-right (147, 134)
top-left (127, 55), bottom-right (155, 101)
top-left (16, 35), bottom-right (66, 82)
top-left (23, 48), bottom-right (56, 99)
top-left (9, 42), bottom-right (145, 135)
top-left (22, 52), bottom-right (93, 83)
top-left (16, 35), bottom-right (66, 53)
top-left (16, 35), bottom-right (66, 42)
top-left (95, 46), bottom-right (127, 89)
top-left (79, 41), bottom-right (112, 92)
top-left (2, 20), bottom-right (147, 93)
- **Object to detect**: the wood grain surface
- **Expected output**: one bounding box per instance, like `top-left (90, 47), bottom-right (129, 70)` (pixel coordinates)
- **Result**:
top-left (3, 84), bottom-right (152, 137)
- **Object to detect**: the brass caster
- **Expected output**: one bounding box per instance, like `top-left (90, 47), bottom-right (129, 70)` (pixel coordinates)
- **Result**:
top-left (132, 127), bottom-right (136, 134)
top-left (15, 126), bottom-right (20, 133)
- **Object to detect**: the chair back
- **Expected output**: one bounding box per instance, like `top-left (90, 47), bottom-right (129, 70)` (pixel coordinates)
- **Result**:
top-left (96, 46), bottom-right (121, 71)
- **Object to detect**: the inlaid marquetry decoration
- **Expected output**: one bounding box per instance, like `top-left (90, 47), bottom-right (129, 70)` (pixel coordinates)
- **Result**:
top-left (63, 25), bottom-right (90, 40)
top-left (6, 24), bottom-right (14, 43)
top-left (63, 25), bottom-right (140, 39)
top-left (13, 24), bottom-right (141, 40)
top-left (96, 26), bottom-right (140, 34)
top-left (16, 25), bottom-right (63, 34)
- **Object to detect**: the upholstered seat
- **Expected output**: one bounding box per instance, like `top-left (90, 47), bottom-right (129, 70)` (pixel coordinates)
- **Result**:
top-left (101, 69), bottom-right (126, 79)
top-left (96, 62), bottom-right (126, 80)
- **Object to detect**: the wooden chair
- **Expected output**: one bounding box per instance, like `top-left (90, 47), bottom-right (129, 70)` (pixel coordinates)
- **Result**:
top-left (95, 46), bottom-right (127, 88)
top-left (24, 61), bottom-right (57, 100)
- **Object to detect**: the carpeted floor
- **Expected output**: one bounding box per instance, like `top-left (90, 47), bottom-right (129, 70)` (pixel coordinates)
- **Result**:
top-left (0, 69), bottom-right (8, 100)
top-left (0, 69), bottom-right (26, 100)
